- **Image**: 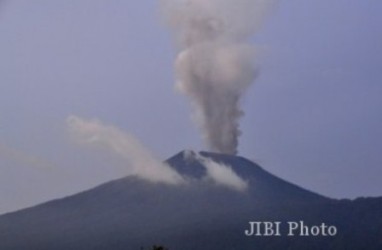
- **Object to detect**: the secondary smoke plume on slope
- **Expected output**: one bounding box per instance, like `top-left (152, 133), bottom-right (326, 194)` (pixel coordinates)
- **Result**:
top-left (195, 153), bottom-right (248, 191)
top-left (182, 150), bottom-right (248, 191)
top-left (162, 0), bottom-right (276, 155)
top-left (67, 115), bottom-right (185, 185)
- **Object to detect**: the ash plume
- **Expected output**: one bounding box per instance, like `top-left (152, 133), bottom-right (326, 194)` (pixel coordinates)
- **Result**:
top-left (162, 0), bottom-right (276, 154)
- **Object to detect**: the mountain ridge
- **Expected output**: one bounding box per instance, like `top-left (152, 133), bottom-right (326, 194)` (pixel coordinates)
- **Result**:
top-left (0, 150), bottom-right (381, 249)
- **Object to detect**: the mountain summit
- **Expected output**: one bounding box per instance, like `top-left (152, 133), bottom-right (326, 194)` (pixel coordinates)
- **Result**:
top-left (0, 151), bottom-right (381, 249)
top-left (168, 150), bottom-right (325, 201)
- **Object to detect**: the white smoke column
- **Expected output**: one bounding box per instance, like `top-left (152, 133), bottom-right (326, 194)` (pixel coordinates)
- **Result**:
top-left (162, 0), bottom-right (276, 155)
top-left (195, 153), bottom-right (248, 191)
top-left (67, 115), bottom-right (185, 185)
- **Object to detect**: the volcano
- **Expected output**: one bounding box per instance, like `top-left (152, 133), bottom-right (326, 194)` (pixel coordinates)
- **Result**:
top-left (0, 151), bottom-right (381, 249)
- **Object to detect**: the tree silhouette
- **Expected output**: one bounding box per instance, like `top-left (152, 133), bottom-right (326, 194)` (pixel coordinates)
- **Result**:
top-left (152, 246), bottom-right (168, 250)
top-left (140, 245), bottom-right (168, 250)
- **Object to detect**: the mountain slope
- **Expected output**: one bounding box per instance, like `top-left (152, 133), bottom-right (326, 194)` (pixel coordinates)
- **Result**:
top-left (168, 151), bottom-right (327, 202)
top-left (0, 151), bottom-right (381, 250)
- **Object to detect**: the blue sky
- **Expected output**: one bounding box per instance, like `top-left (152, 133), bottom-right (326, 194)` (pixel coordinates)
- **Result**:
top-left (0, 0), bottom-right (381, 213)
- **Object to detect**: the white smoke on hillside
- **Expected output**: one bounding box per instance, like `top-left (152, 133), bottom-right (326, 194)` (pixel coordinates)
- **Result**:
top-left (67, 115), bottom-right (185, 185)
top-left (194, 152), bottom-right (248, 191)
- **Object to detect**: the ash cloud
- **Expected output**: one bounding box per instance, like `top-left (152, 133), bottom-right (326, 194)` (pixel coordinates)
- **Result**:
top-left (162, 0), bottom-right (276, 155)
top-left (67, 115), bottom-right (185, 185)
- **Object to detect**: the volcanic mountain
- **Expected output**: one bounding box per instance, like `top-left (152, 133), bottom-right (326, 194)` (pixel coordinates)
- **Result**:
top-left (0, 151), bottom-right (381, 250)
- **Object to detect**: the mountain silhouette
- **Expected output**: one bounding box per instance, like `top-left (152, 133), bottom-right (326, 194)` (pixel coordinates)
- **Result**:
top-left (0, 150), bottom-right (381, 250)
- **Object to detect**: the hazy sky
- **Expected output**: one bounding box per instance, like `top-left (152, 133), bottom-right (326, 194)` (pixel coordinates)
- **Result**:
top-left (0, 0), bottom-right (381, 214)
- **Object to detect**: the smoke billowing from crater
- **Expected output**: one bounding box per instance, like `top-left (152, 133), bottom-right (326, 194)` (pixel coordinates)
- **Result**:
top-left (67, 116), bottom-right (248, 191)
top-left (162, 0), bottom-right (276, 154)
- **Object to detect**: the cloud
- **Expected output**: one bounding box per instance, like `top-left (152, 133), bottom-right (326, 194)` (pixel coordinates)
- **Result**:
top-left (67, 115), bottom-right (185, 185)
